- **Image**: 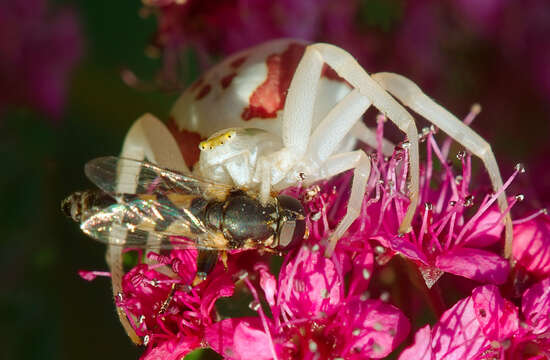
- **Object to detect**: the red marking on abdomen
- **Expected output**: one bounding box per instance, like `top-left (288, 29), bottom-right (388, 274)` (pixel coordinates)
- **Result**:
top-left (241, 43), bottom-right (306, 121)
top-left (220, 72), bottom-right (237, 89)
top-left (195, 84), bottom-right (211, 100)
top-left (190, 77), bottom-right (204, 91)
top-left (167, 117), bottom-right (202, 168)
top-left (230, 56), bottom-right (247, 69)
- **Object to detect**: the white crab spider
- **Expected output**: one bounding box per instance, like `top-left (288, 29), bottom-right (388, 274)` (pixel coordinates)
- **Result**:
top-left (169, 39), bottom-right (512, 256)
top-left (107, 40), bottom-right (513, 343)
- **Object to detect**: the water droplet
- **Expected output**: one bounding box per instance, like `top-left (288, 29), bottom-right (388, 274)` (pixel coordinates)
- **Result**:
top-left (181, 285), bottom-right (192, 293)
top-left (320, 288), bottom-right (330, 299)
top-left (310, 212), bottom-right (321, 221)
top-left (378, 179), bottom-right (385, 185)
top-left (143, 334), bottom-right (150, 346)
top-left (380, 291), bottom-right (390, 302)
top-left (515, 163), bottom-right (526, 173)
top-left (311, 244), bottom-right (320, 252)
top-left (464, 195), bottom-right (475, 207)
top-left (362, 268), bottom-right (371, 280)
top-left (402, 141), bottom-right (411, 149)
top-left (196, 272), bottom-right (207, 282)
top-left (455, 175), bottom-right (463, 184)
top-left (248, 300), bottom-right (260, 311)
top-left (515, 194), bottom-right (525, 202)
top-left (308, 340), bottom-right (318, 352)
top-left (138, 315), bottom-right (146, 324)
top-left (236, 270), bottom-right (248, 280)
top-left (456, 151), bottom-right (466, 160)
top-left (374, 246), bottom-right (385, 254)
top-left (360, 291), bottom-right (370, 301)
top-left (449, 200), bottom-right (457, 207)
top-left (425, 202), bottom-right (433, 211)
top-left (542, 209), bottom-right (548, 215)
top-left (352, 328), bottom-right (361, 336)
top-left (372, 322), bottom-right (384, 331)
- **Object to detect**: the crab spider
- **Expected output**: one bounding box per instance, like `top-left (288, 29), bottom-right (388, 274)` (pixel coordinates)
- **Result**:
top-left (170, 40), bottom-right (512, 257)
top-left (107, 41), bottom-right (512, 343)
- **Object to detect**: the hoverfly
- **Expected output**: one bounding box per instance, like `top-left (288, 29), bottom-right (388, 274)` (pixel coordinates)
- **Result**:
top-left (62, 156), bottom-right (307, 282)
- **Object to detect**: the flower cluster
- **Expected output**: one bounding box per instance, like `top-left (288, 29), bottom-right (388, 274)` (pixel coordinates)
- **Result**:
top-left (80, 111), bottom-right (550, 359)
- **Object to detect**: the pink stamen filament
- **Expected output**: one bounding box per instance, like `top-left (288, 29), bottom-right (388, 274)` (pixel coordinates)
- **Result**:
top-left (512, 209), bottom-right (548, 225)
top-left (456, 168), bottom-right (520, 244)
top-left (244, 277), bottom-right (278, 360)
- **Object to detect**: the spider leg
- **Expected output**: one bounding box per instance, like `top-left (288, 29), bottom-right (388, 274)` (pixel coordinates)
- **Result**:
top-left (256, 45), bottom-right (324, 202)
top-left (308, 43), bottom-right (420, 235)
top-left (313, 150), bottom-right (371, 257)
top-left (106, 113), bottom-right (187, 345)
top-left (371, 72), bottom-right (513, 257)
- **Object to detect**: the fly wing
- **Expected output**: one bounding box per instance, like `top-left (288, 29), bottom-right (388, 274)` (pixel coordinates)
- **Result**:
top-left (84, 156), bottom-right (232, 200)
top-left (81, 156), bottom-right (233, 250)
top-left (79, 196), bottom-right (228, 250)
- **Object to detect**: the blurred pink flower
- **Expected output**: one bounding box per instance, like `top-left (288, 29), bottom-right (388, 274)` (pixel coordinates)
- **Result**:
top-left (513, 214), bottom-right (550, 278)
top-left (400, 279), bottom-right (550, 359)
top-left (205, 246), bottom-right (410, 359)
top-left (0, 0), bottom-right (82, 119)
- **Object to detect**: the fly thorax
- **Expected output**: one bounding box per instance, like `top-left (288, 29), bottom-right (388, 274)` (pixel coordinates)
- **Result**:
top-left (221, 193), bottom-right (277, 248)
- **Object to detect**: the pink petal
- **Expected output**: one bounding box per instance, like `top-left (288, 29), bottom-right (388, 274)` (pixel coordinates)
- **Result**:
top-left (205, 317), bottom-right (275, 360)
top-left (463, 208), bottom-right (505, 247)
top-left (436, 247), bottom-right (509, 284)
top-left (432, 294), bottom-right (491, 359)
top-left (389, 235), bottom-right (428, 264)
top-left (348, 245), bottom-right (374, 296)
top-left (142, 335), bottom-right (201, 360)
top-left (279, 247), bottom-right (343, 317)
top-left (471, 285), bottom-right (519, 340)
top-left (257, 265), bottom-right (277, 307)
top-left (399, 325), bottom-right (434, 360)
top-left (522, 277), bottom-right (550, 335)
top-left (234, 320), bottom-right (275, 360)
top-left (513, 215), bottom-right (550, 277)
top-left (335, 299), bottom-right (410, 358)
top-left (199, 272), bottom-right (235, 319)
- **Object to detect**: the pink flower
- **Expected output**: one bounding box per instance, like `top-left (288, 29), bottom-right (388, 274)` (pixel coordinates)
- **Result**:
top-left (284, 115), bottom-right (515, 288)
top-left (0, 0), bottom-right (82, 119)
top-left (400, 280), bottom-right (550, 359)
top-left (111, 248), bottom-right (236, 358)
top-left (513, 214), bottom-right (550, 277)
top-left (205, 245), bottom-right (410, 359)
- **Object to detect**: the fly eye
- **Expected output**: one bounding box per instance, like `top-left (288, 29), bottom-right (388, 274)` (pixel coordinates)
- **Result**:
top-left (276, 195), bottom-right (306, 251)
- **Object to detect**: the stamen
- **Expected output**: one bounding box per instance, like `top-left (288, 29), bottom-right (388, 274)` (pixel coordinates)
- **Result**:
top-left (512, 209), bottom-right (548, 225)
top-left (244, 277), bottom-right (278, 360)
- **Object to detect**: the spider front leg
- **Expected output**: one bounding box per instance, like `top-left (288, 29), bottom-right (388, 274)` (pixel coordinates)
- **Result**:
top-left (318, 150), bottom-right (372, 257)
top-left (371, 72), bottom-right (513, 258)
top-left (107, 113), bottom-right (187, 345)
top-left (307, 43), bottom-right (421, 235)
top-left (256, 45), bottom-right (325, 204)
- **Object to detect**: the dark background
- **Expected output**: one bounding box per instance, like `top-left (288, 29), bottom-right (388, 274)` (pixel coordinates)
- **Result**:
top-left (1, 0), bottom-right (549, 359)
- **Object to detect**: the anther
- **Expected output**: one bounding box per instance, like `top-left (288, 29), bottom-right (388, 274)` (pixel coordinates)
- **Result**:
top-left (515, 163), bottom-right (526, 173)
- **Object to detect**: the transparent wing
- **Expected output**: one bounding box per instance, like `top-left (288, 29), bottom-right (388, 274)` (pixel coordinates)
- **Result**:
top-left (80, 197), bottom-right (228, 250)
top-left (84, 156), bottom-right (232, 200)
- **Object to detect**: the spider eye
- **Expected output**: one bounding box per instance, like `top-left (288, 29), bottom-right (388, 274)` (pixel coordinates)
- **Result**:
top-left (276, 195), bottom-right (306, 251)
